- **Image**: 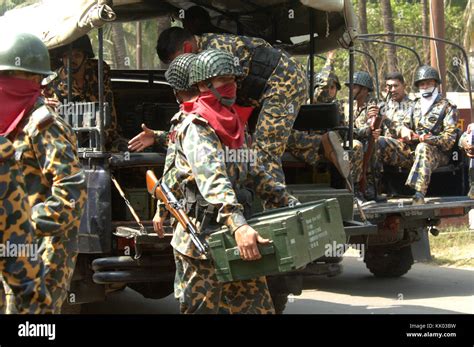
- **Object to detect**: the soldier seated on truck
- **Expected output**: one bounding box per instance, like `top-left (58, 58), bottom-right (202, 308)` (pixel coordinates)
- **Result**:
top-left (154, 49), bottom-right (274, 314)
top-left (382, 72), bottom-right (414, 138)
top-left (343, 71), bottom-right (380, 201)
top-left (377, 65), bottom-right (459, 205)
top-left (43, 35), bottom-right (128, 151)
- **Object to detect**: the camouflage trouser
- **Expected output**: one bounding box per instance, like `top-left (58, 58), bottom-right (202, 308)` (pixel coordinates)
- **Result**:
top-left (173, 250), bottom-right (275, 314)
top-left (378, 136), bottom-right (450, 195)
top-left (252, 57), bottom-right (308, 209)
top-left (0, 235), bottom-right (52, 314)
top-left (2, 227), bottom-right (78, 314)
top-left (286, 130), bottom-right (323, 166)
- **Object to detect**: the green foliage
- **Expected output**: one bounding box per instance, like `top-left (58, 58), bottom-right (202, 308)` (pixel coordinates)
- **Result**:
top-left (347, 0), bottom-right (468, 94)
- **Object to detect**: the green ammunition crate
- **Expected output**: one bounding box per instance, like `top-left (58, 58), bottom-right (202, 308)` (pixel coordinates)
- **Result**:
top-left (124, 188), bottom-right (150, 220)
top-left (287, 184), bottom-right (354, 221)
top-left (208, 198), bottom-right (346, 282)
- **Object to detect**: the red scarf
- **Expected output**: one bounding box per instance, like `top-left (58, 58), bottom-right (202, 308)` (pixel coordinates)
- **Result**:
top-left (0, 76), bottom-right (41, 136)
top-left (182, 84), bottom-right (253, 149)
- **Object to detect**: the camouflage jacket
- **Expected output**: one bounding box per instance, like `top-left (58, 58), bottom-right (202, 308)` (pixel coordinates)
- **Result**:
top-left (196, 33), bottom-right (304, 105)
top-left (153, 130), bottom-right (169, 149)
top-left (9, 99), bottom-right (87, 237)
top-left (396, 95), bottom-right (458, 152)
top-left (43, 59), bottom-right (119, 146)
top-left (162, 112), bottom-right (249, 259)
top-left (343, 96), bottom-right (375, 141)
top-left (0, 136), bottom-right (34, 240)
top-left (382, 95), bottom-right (414, 137)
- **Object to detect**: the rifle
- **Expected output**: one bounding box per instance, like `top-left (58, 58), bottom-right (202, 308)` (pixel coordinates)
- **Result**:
top-left (359, 95), bottom-right (388, 194)
top-left (146, 170), bottom-right (209, 255)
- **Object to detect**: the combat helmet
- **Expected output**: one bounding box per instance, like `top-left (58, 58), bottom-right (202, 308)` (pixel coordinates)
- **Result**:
top-left (314, 71), bottom-right (341, 90)
top-left (0, 32), bottom-right (54, 76)
top-left (165, 53), bottom-right (197, 91)
top-left (413, 65), bottom-right (441, 87)
top-left (345, 71), bottom-right (374, 92)
top-left (188, 49), bottom-right (244, 86)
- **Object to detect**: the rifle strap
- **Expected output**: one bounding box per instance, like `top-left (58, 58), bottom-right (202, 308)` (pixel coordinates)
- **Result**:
top-left (428, 101), bottom-right (449, 136)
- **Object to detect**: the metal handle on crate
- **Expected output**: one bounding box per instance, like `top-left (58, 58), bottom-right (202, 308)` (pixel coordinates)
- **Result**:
top-left (225, 242), bottom-right (275, 261)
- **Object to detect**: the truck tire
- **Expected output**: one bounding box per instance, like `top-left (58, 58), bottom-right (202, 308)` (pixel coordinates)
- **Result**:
top-left (364, 246), bottom-right (414, 278)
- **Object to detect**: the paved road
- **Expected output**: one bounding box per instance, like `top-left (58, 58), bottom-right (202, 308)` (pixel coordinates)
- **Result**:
top-left (82, 257), bottom-right (474, 314)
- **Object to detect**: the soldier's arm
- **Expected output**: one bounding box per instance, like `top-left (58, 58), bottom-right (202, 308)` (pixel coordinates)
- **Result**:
top-left (180, 121), bottom-right (247, 234)
top-left (30, 118), bottom-right (86, 236)
top-left (429, 105), bottom-right (458, 152)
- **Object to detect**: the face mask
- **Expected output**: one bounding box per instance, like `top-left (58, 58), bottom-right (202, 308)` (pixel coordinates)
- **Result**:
top-left (419, 86), bottom-right (437, 98)
top-left (206, 82), bottom-right (237, 107)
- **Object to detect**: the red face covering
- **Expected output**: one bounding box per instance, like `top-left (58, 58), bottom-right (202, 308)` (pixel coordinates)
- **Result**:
top-left (0, 76), bottom-right (41, 136)
top-left (182, 83), bottom-right (253, 149)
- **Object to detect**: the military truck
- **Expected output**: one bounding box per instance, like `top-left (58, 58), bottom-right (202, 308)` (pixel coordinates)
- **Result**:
top-left (1, 0), bottom-right (473, 313)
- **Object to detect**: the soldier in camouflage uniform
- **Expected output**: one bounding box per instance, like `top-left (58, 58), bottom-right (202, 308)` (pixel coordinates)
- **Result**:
top-left (382, 72), bottom-right (414, 138)
top-left (377, 66), bottom-right (458, 205)
top-left (128, 54), bottom-right (199, 153)
top-left (0, 32), bottom-right (87, 313)
top-left (157, 27), bottom-right (308, 209)
top-left (43, 35), bottom-right (126, 151)
top-left (342, 71), bottom-right (379, 200)
top-left (154, 49), bottom-right (274, 314)
top-left (0, 135), bottom-right (52, 314)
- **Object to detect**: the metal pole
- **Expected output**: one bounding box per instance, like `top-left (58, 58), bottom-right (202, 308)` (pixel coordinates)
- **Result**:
top-left (136, 21), bottom-right (142, 70)
top-left (98, 27), bottom-right (105, 152)
top-left (358, 38), bottom-right (423, 66)
top-left (309, 9), bottom-right (315, 103)
top-left (359, 33), bottom-right (474, 122)
top-left (349, 45), bottom-right (354, 149)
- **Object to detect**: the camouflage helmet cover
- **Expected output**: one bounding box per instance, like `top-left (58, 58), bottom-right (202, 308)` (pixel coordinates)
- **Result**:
top-left (345, 71), bottom-right (374, 91)
top-left (165, 53), bottom-right (197, 91)
top-left (188, 49), bottom-right (244, 86)
top-left (314, 71), bottom-right (341, 90)
top-left (413, 65), bottom-right (441, 87)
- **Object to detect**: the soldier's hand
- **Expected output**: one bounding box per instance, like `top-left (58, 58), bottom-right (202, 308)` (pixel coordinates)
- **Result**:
top-left (400, 127), bottom-right (414, 142)
top-left (153, 210), bottom-right (168, 238)
top-left (44, 98), bottom-right (60, 109)
top-left (234, 225), bottom-right (270, 261)
top-left (367, 105), bottom-right (379, 119)
top-left (372, 128), bottom-right (382, 140)
top-left (128, 124), bottom-right (155, 152)
top-left (419, 132), bottom-right (433, 143)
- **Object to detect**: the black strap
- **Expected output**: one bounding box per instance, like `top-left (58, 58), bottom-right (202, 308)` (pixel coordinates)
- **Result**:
top-left (428, 101), bottom-right (450, 136)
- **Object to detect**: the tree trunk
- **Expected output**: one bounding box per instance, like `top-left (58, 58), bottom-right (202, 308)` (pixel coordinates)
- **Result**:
top-left (380, 0), bottom-right (398, 73)
top-left (422, 0), bottom-right (430, 64)
top-left (357, 0), bottom-right (372, 73)
top-left (111, 23), bottom-right (128, 69)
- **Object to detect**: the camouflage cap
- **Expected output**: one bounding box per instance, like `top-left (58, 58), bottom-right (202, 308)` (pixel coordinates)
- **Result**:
top-left (0, 32), bottom-right (54, 76)
top-left (165, 53), bottom-right (197, 91)
top-left (188, 49), bottom-right (244, 86)
top-left (345, 71), bottom-right (374, 91)
top-left (414, 65), bottom-right (441, 87)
